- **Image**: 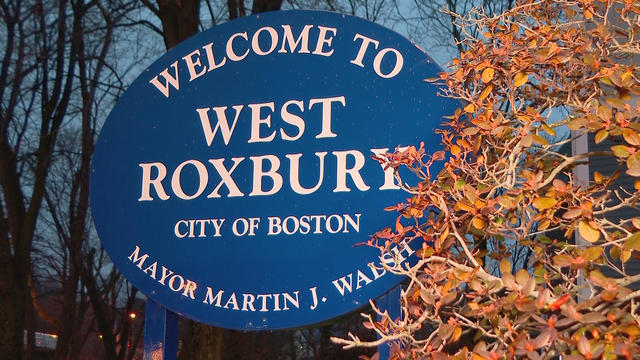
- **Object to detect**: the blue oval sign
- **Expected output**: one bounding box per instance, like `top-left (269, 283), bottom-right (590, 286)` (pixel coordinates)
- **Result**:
top-left (91, 10), bottom-right (455, 330)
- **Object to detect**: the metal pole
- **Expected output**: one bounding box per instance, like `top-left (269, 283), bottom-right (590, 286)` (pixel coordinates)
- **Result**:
top-left (572, 130), bottom-right (591, 300)
top-left (143, 297), bottom-right (178, 360)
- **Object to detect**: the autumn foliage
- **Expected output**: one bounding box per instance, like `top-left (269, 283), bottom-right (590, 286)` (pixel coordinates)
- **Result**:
top-left (334, 0), bottom-right (640, 358)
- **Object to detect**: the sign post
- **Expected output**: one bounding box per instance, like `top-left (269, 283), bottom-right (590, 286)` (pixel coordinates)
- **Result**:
top-left (143, 299), bottom-right (178, 360)
top-left (90, 10), bottom-right (455, 356)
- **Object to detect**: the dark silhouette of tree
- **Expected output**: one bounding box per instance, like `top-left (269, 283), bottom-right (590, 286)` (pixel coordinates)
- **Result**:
top-left (0, 1), bottom-right (78, 358)
top-left (0, 1), bottom-right (148, 359)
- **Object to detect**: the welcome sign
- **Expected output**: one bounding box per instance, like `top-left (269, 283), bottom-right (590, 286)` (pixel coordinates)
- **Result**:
top-left (90, 10), bottom-right (455, 329)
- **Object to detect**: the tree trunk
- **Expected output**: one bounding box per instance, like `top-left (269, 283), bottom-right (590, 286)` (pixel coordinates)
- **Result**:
top-left (81, 251), bottom-right (118, 360)
top-left (251, 0), bottom-right (284, 14)
top-left (24, 292), bottom-right (35, 360)
top-left (0, 0), bottom-right (77, 358)
top-left (52, 267), bottom-right (79, 360)
top-left (179, 321), bottom-right (223, 360)
top-left (227, 0), bottom-right (245, 20)
top-left (0, 182), bottom-right (23, 359)
top-left (155, 0), bottom-right (201, 49)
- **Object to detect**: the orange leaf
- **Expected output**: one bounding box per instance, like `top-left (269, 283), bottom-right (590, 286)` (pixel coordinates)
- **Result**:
top-left (395, 216), bottom-right (404, 233)
top-left (553, 254), bottom-right (573, 267)
top-left (482, 67), bottom-right (494, 83)
top-left (521, 134), bottom-right (533, 147)
top-left (532, 196), bottom-right (557, 211)
top-left (479, 85), bottom-right (493, 101)
top-left (533, 135), bottom-right (548, 146)
top-left (584, 9), bottom-right (593, 19)
top-left (623, 325), bottom-right (640, 337)
top-left (514, 72), bottom-right (528, 87)
top-left (457, 138), bottom-right (471, 149)
top-left (582, 246), bottom-right (603, 261)
top-left (455, 200), bottom-right (475, 212)
top-left (451, 326), bottom-right (463, 342)
top-left (440, 226), bottom-right (449, 243)
top-left (589, 269), bottom-right (609, 287)
top-left (594, 171), bottom-right (604, 184)
top-left (621, 249), bottom-right (632, 263)
top-left (597, 105), bottom-right (612, 121)
top-left (562, 208), bottom-right (582, 219)
top-left (594, 129), bottom-right (608, 144)
top-left (606, 97), bottom-right (626, 110)
top-left (464, 103), bottom-right (475, 113)
top-left (623, 233), bottom-right (640, 251)
top-left (542, 123), bottom-right (556, 136)
top-left (623, 128), bottom-right (640, 146)
top-left (578, 220), bottom-right (601, 243)
top-left (472, 217), bottom-right (486, 229)
top-left (612, 145), bottom-right (631, 158)
top-left (499, 258), bottom-right (511, 274)
top-left (627, 154), bottom-right (640, 176)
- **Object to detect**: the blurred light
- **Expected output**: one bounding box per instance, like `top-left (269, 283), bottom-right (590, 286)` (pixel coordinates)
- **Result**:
top-left (129, 312), bottom-right (136, 320)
